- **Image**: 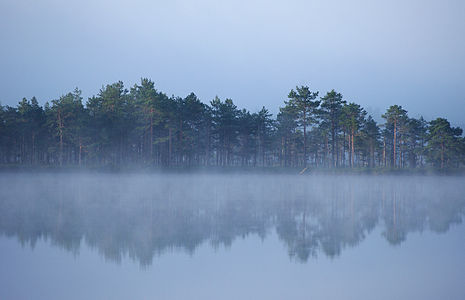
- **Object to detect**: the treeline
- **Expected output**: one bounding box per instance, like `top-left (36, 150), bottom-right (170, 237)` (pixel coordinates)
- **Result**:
top-left (0, 79), bottom-right (464, 169)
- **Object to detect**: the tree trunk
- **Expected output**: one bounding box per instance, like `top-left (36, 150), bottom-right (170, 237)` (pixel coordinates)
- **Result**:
top-left (341, 127), bottom-right (344, 167)
top-left (393, 120), bottom-right (397, 168)
top-left (441, 141), bottom-right (444, 169)
top-left (179, 119), bottom-right (183, 165)
top-left (303, 109), bottom-right (307, 168)
top-left (351, 129), bottom-right (355, 168)
top-left (31, 132), bottom-right (35, 165)
top-left (206, 124), bottom-right (210, 166)
top-left (168, 127), bottom-right (172, 166)
top-left (331, 126), bottom-right (335, 168)
top-left (325, 135), bottom-right (329, 168)
top-left (58, 109), bottom-right (64, 167)
top-left (150, 108), bottom-right (153, 162)
top-left (79, 138), bottom-right (82, 167)
top-left (383, 137), bottom-right (386, 167)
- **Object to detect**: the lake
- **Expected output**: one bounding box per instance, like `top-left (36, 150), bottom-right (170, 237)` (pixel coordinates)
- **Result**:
top-left (0, 173), bottom-right (464, 300)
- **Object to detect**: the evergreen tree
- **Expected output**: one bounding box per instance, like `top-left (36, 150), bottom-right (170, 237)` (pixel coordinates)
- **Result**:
top-left (382, 105), bottom-right (408, 168)
top-left (341, 102), bottom-right (366, 167)
top-left (320, 90), bottom-right (346, 167)
top-left (287, 86), bottom-right (319, 167)
top-left (47, 89), bottom-right (86, 166)
top-left (404, 117), bottom-right (427, 168)
top-left (360, 116), bottom-right (380, 168)
top-left (276, 104), bottom-right (299, 167)
top-left (426, 118), bottom-right (463, 168)
top-left (0, 79), bottom-right (463, 170)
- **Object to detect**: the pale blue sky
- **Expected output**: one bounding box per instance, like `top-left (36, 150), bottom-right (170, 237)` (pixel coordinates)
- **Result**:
top-left (0, 0), bottom-right (464, 125)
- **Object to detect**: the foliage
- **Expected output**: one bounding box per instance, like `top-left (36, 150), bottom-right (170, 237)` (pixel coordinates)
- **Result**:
top-left (0, 79), bottom-right (463, 169)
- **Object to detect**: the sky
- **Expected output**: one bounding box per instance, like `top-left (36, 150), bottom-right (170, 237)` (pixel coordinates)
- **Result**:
top-left (0, 0), bottom-right (464, 125)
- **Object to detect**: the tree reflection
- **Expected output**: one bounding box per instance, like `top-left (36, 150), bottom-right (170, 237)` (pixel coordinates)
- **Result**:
top-left (0, 174), bottom-right (463, 266)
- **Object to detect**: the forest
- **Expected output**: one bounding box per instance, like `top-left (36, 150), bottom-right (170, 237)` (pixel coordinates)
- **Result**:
top-left (0, 78), bottom-right (464, 170)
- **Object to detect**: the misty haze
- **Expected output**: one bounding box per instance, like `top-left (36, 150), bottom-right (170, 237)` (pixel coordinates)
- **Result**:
top-left (0, 172), bottom-right (464, 299)
top-left (1, 0), bottom-right (465, 299)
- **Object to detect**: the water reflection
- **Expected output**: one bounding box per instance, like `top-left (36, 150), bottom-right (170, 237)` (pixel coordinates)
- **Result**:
top-left (0, 174), bottom-right (463, 266)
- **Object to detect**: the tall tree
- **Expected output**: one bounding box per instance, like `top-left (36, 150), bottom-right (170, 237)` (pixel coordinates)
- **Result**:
top-left (254, 107), bottom-right (274, 166)
top-left (341, 102), bottom-right (366, 167)
top-left (237, 109), bottom-right (256, 166)
top-left (426, 118), bottom-right (463, 168)
top-left (276, 104), bottom-right (299, 167)
top-left (382, 105), bottom-right (408, 168)
top-left (360, 116), bottom-right (380, 168)
top-left (131, 78), bottom-right (162, 164)
top-left (17, 97), bottom-right (46, 164)
top-left (404, 117), bottom-right (427, 168)
top-left (87, 82), bottom-right (135, 166)
top-left (47, 89), bottom-right (86, 166)
top-left (210, 97), bottom-right (239, 166)
top-left (320, 90), bottom-right (346, 167)
top-left (287, 86), bottom-right (319, 167)
top-left (176, 93), bottom-right (206, 165)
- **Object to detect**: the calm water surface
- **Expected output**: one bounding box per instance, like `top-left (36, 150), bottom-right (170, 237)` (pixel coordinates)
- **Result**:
top-left (0, 173), bottom-right (464, 300)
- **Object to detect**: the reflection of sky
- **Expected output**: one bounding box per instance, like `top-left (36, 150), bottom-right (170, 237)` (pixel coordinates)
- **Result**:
top-left (1, 225), bottom-right (464, 300)
top-left (0, 0), bottom-right (464, 125)
top-left (0, 173), bottom-right (464, 299)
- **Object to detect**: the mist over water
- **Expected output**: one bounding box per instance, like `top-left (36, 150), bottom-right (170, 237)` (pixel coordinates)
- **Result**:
top-left (0, 173), bottom-right (464, 299)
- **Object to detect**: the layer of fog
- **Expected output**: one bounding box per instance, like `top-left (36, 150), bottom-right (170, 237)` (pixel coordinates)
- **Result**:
top-left (0, 172), bottom-right (464, 265)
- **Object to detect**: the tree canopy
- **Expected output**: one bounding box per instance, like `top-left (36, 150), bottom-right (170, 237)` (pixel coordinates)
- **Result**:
top-left (0, 78), bottom-right (463, 170)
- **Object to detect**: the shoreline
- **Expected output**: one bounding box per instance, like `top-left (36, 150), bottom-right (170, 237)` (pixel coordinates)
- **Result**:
top-left (1, 165), bottom-right (464, 176)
